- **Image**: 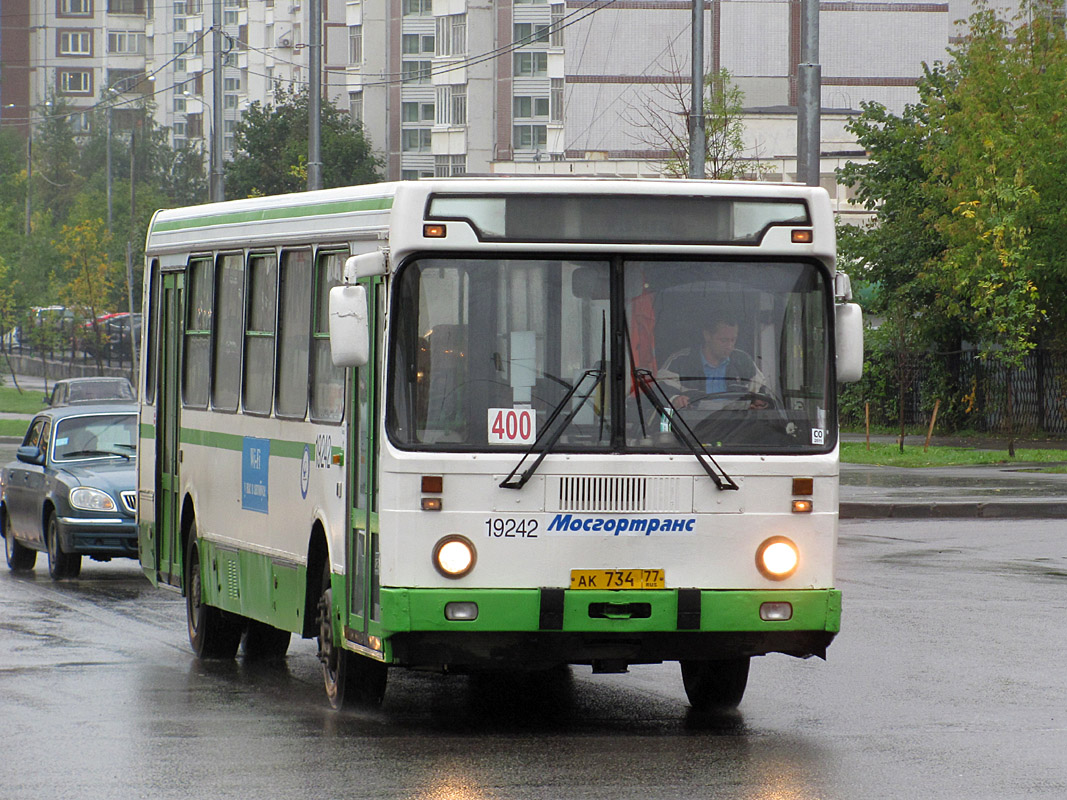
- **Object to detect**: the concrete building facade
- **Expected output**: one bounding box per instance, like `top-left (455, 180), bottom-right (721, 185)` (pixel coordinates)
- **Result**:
top-left (0, 0), bottom-right (999, 200)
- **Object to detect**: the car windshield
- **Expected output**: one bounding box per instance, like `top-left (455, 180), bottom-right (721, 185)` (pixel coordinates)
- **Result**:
top-left (387, 256), bottom-right (832, 454)
top-left (52, 413), bottom-right (138, 461)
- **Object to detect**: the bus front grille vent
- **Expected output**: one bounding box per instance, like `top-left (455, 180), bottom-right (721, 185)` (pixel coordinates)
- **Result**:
top-left (556, 477), bottom-right (678, 513)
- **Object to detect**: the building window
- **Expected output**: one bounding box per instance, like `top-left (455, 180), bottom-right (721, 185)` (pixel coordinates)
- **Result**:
top-left (349, 91), bottom-right (363, 124)
top-left (58, 30), bottom-right (92, 56)
top-left (224, 9), bottom-right (238, 24)
top-left (513, 52), bottom-right (548, 77)
top-left (402, 101), bottom-right (434, 123)
top-left (107, 0), bottom-right (147, 14)
top-left (224, 93), bottom-right (238, 109)
top-left (551, 78), bottom-right (564, 121)
top-left (435, 154), bottom-right (466, 177)
top-left (401, 128), bottom-right (432, 152)
top-left (513, 124), bottom-right (548, 150)
top-left (59, 70), bottom-right (92, 94)
top-left (435, 84), bottom-right (466, 126)
top-left (514, 23), bottom-right (550, 45)
top-left (107, 68), bottom-right (147, 93)
top-left (401, 169), bottom-right (433, 180)
top-left (402, 0), bottom-right (431, 15)
top-left (349, 25), bottom-right (362, 64)
top-left (436, 13), bottom-right (466, 56)
top-left (514, 0), bottom-right (548, 4)
top-left (550, 4), bottom-right (565, 46)
top-left (60, 0), bottom-right (93, 16)
top-left (224, 77), bottom-right (241, 91)
top-left (402, 60), bottom-right (432, 84)
top-left (108, 32), bottom-right (145, 54)
top-left (403, 33), bottom-right (435, 55)
top-left (173, 121), bottom-right (187, 137)
top-left (514, 96), bottom-right (549, 119)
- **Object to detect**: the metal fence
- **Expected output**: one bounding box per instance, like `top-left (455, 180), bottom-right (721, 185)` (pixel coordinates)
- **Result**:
top-left (841, 349), bottom-right (1067, 435)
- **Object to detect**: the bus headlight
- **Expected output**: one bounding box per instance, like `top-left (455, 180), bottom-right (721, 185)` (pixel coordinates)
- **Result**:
top-left (756, 537), bottom-right (799, 580)
top-left (433, 535), bottom-right (476, 578)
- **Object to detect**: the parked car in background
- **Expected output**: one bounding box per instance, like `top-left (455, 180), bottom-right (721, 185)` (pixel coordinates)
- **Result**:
top-left (1, 404), bottom-right (139, 578)
top-left (47, 377), bottom-right (135, 407)
top-left (82, 312), bottom-right (141, 361)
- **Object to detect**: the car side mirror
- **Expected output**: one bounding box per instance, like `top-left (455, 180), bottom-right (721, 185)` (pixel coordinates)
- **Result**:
top-left (16, 445), bottom-right (45, 466)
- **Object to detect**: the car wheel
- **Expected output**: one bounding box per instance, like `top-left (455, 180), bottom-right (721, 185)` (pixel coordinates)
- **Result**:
top-left (3, 508), bottom-right (37, 572)
top-left (46, 511), bottom-right (81, 579)
top-left (185, 527), bottom-right (242, 659)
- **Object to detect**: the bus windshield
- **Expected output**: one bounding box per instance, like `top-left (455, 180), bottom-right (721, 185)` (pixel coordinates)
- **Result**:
top-left (388, 257), bottom-right (832, 454)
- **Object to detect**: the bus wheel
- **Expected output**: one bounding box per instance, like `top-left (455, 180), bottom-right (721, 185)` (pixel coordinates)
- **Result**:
top-left (3, 510), bottom-right (37, 572)
top-left (185, 529), bottom-right (242, 659)
top-left (316, 563), bottom-right (387, 709)
top-left (680, 657), bottom-right (750, 712)
top-left (243, 620), bottom-right (291, 660)
top-left (46, 512), bottom-right (81, 579)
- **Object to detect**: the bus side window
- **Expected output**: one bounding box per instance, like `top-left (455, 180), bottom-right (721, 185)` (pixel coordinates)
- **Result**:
top-left (243, 254), bottom-right (278, 416)
top-left (310, 251), bottom-right (346, 423)
top-left (276, 249), bottom-right (313, 420)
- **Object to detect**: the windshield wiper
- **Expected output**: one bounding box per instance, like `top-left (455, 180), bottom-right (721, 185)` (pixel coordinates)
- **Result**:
top-left (632, 368), bottom-right (739, 491)
top-left (61, 449), bottom-right (131, 460)
top-left (499, 367), bottom-right (605, 490)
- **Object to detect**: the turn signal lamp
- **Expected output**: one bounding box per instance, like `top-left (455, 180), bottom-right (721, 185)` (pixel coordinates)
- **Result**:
top-left (423, 223), bottom-right (447, 238)
top-left (756, 536), bottom-right (799, 580)
top-left (792, 499), bottom-right (813, 513)
top-left (791, 229), bottom-right (813, 244)
top-left (433, 535), bottom-right (476, 578)
top-left (445, 602), bottom-right (479, 621)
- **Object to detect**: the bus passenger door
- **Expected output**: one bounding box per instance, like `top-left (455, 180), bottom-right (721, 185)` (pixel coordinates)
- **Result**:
top-left (347, 280), bottom-right (381, 649)
top-left (156, 272), bottom-right (183, 588)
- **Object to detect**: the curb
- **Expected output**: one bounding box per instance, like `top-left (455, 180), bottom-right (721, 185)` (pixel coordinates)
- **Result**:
top-left (840, 501), bottom-right (1067, 520)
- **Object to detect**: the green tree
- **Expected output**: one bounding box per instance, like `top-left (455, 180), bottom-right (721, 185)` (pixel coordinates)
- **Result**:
top-left (54, 219), bottom-right (118, 370)
top-left (225, 86), bottom-right (382, 198)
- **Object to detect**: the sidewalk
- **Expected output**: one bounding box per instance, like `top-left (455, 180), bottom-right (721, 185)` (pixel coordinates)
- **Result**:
top-left (840, 433), bottom-right (1067, 519)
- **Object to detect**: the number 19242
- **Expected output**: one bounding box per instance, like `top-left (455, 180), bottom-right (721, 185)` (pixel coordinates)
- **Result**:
top-left (484, 518), bottom-right (539, 538)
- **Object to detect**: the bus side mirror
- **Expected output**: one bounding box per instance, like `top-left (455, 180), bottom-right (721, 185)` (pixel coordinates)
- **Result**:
top-left (329, 284), bottom-right (370, 368)
top-left (836, 303), bottom-right (863, 383)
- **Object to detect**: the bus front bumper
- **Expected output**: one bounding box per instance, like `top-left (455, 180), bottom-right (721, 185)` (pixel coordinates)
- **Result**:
top-left (379, 587), bottom-right (841, 670)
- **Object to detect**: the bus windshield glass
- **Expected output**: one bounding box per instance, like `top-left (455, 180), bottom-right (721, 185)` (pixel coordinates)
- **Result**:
top-left (388, 257), bottom-right (832, 453)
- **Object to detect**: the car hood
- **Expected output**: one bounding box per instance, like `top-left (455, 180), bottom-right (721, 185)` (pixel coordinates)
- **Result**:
top-left (58, 460), bottom-right (137, 492)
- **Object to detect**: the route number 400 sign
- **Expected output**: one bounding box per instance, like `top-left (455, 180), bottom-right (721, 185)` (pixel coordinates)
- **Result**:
top-left (487, 408), bottom-right (536, 445)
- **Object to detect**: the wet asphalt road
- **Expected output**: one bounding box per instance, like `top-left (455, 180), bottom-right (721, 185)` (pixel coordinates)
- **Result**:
top-left (2, 519), bottom-right (1066, 800)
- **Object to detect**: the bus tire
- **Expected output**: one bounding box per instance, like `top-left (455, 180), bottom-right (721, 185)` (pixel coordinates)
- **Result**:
top-left (46, 511), bottom-right (81, 579)
top-left (185, 528), bottom-right (242, 659)
top-left (3, 509), bottom-right (37, 572)
top-left (317, 562), bottom-right (387, 709)
top-left (243, 620), bottom-right (292, 660)
top-left (680, 657), bottom-right (750, 712)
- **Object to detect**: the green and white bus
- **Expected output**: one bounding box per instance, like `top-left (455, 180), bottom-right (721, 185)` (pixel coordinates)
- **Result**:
top-left (138, 178), bottom-right (863, 710)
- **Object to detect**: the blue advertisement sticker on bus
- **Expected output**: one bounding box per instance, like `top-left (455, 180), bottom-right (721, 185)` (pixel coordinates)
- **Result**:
top-left (242, 436), bottom-right (270, 513)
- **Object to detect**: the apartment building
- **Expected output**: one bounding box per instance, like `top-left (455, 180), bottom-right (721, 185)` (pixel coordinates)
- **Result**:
top-left (0, 0), bottom-right (990, 195)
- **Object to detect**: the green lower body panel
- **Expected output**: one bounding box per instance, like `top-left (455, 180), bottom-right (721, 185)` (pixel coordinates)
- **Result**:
top-left (199, 540), bottom-right (308, 634)
top-left (379, 587), bottom-right (841, 670)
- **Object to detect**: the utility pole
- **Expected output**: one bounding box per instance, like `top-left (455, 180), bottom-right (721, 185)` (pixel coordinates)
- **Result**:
top-left (308, 0), bottom-right (323, 190)
top-left (211, 0), bottom-right (226, 202)
top-left (796, 0), bottom-right (821, 187)
top-left (688, 0), bottom-right (706, 179)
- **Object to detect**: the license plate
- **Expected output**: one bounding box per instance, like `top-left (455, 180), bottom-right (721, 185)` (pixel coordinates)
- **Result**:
top-left (570, 569), bottom-right (665, 590)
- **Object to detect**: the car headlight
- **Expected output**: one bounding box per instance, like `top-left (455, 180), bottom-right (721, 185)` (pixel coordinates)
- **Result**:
top-left (70, 487), bottom-right (117, 512)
